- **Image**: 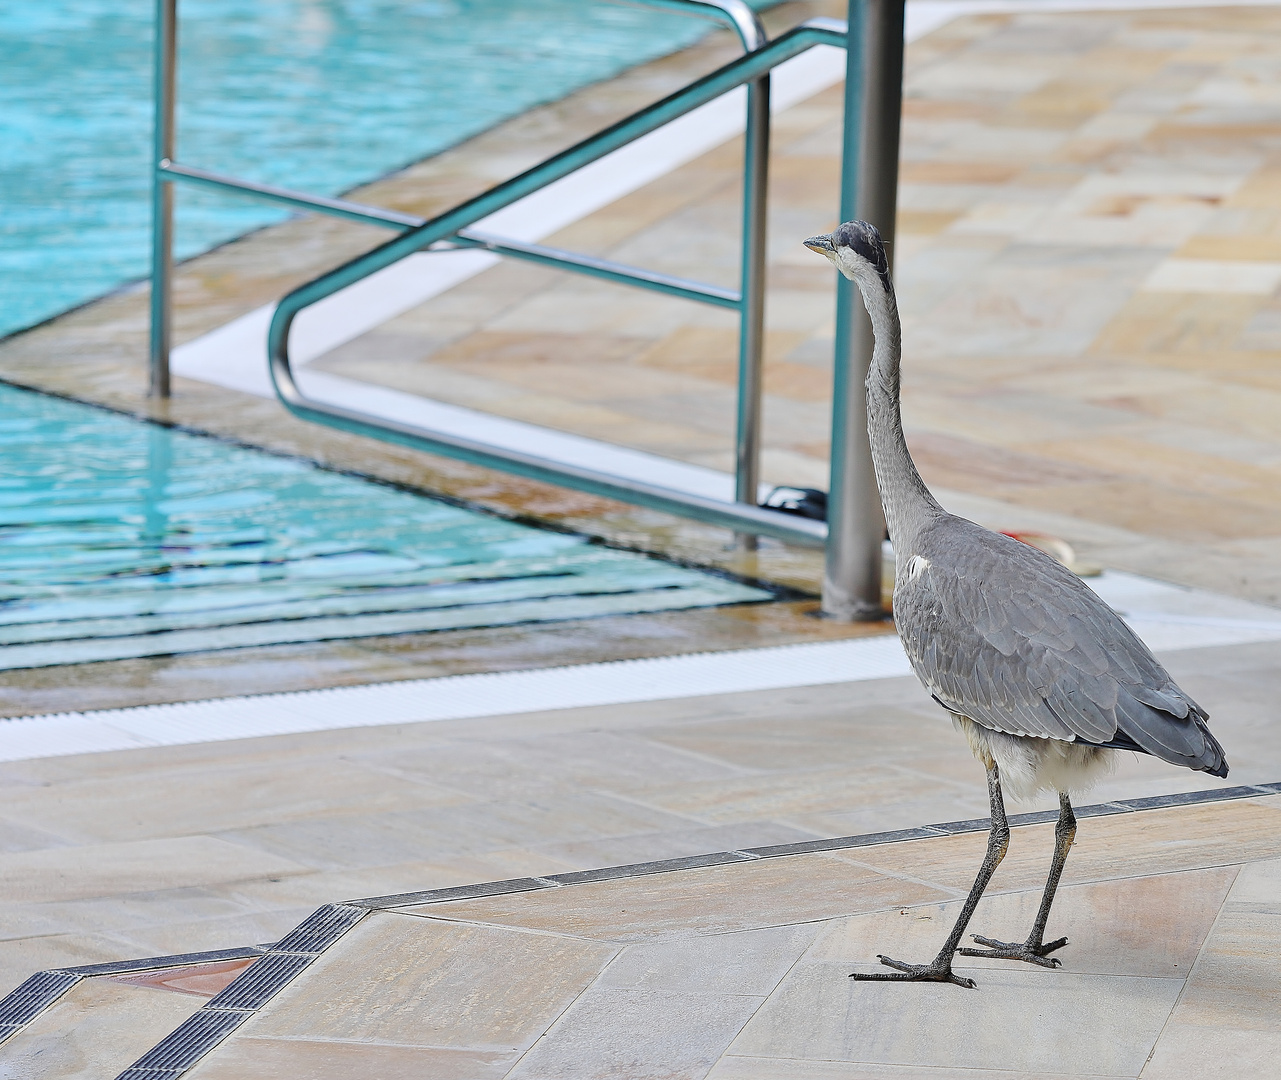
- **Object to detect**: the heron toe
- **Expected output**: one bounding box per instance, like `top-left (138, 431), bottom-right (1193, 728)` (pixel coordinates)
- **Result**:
top-left (849, 954), bottom-right (977, 989)
top-left (957, 934), bottom-right (1068, 968)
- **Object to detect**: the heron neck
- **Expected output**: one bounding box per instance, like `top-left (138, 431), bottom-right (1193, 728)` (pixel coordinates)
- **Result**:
top-left (860, 276), bottom-right (942, 553)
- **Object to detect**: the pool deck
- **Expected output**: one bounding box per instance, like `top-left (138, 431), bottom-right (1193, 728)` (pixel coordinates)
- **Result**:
top-left (1, 1), bottom-right (1281, 1076)
top-left (1, 648), bottom-right (1279, 1077)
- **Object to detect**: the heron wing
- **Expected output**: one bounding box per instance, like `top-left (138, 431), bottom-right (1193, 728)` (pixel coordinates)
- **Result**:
top-left (894, 517), bottom-right (1226, 774)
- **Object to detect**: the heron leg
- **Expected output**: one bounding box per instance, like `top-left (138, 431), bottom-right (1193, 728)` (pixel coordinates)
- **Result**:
top-left (850, 761), bottom-right (1009, 990)
top-left (959, 791), bottom-right (1076, 969)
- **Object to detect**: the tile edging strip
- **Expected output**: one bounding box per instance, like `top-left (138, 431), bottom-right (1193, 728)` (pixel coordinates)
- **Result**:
top-left (352, 781), bottom-right (1281, 909)
top-left (0, 945), bottom-right (270, 1048)
top-left (112, 905), bottom-right (367, 1080)
top-left (2, 783), bottom-right (1272, 1076)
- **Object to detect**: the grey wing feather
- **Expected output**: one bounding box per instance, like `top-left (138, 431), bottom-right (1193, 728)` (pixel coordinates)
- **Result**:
top-left (894, 517), bottom-right (1227, 777)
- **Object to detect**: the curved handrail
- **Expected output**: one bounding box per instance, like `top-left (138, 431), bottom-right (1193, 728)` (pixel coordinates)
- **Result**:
top-left (268, 20), bottom-right (840, 362)
top-left (150, 0), bottom-right (767, 398)
top-left (267, 20), bottom-right (846, 547)
top-left (632, 0), bottom-right (767, 51)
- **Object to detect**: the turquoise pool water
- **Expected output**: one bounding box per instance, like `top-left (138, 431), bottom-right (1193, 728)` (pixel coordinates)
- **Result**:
top-left (0, 384), bottom-right (771, 669)
top-left (1, 0), bottom-right (761, 340)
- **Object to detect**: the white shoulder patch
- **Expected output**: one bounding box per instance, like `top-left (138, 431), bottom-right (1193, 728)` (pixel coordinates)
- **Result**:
top-left (904, 554), bottom-right (930, 582)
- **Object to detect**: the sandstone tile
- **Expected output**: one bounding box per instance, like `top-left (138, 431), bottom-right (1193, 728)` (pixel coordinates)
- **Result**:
top-left (0, 836), bottom-right (309, 904)
top-left (0, 933), bottom-right (133, 997)
top-left (808, 866), bottom-right (1235, 978)
top-left (708, 1058), bottom-right (1109, 1080)
top-left (507, 988), bottom-right (764, 1080)
top-left (0, 977), bottom-right (201, 1080)
top-left (811, 791), bottom-right (994, 838)
top-left (1163, 904), bottom-right (1281, 1029)
top-left (730, 962), bottom-right (1179, 1075)
top-left (1221, 854), bottom-right (1281, 908)
top-left (103, 906), bottom-right (314, 960)
top-left (187, 1037), bottom-right (518, 1080)
top-left (242, 911), bottom-right (615, 1048)
top-left (641, 702), bottom-right (956, 773)
top-left (411, 854), bottom-right (949, 942)
top-left (367, 726), bottom-right (750, 799)
top-left (852, 799), bottom-right (1281, 896)
top-left (597, 923), bottom-right (818, 996)
top-left (1141, 1024), bottom-right (1281, 1079)
top-left (0, 759), bottom-right (471, 844)
top-left (218, 791), bottom-right (708, 872)
top-left (635, 764), bottom-right (959, 827)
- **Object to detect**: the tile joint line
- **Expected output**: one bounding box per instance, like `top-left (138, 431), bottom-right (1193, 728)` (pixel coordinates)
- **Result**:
top-left (346, 781), bottom-right (1279, 910)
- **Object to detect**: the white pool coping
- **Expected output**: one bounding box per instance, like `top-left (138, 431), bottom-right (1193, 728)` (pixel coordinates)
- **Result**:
top-left (2, 571), bottom-right (1278, 764)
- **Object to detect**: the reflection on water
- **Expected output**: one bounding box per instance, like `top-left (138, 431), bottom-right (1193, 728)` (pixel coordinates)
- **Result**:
top-left (0, 385), bottom-right (770, 669)
top-left (0, 0), bottom-right (763, 337)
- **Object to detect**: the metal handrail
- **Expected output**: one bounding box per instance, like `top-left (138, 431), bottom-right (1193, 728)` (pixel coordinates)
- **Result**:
top-left (151, 1), bottom-right (904, 616)
top-left (266, 21), bottom-right (846, 550)
top-left (149, 1), bottom-right (765, 380)
top-left (150, 0), bottom-right (774, 534)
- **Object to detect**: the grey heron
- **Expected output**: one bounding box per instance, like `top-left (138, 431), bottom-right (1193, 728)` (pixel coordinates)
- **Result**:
top-left (805, 221), bottom-right (1228, 989)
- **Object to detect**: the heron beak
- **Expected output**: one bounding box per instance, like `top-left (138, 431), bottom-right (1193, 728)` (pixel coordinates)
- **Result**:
top-left (804, 234), bottom-right (835, 254)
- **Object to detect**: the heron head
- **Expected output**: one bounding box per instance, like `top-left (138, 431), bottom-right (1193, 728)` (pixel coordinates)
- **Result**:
top-left (804, 220), bottom-right (891, 291)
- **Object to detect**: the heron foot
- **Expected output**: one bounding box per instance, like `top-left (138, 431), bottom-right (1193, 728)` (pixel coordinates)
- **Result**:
top-left (957, 934), bottom-right (1067, 968)
top-left (849, 954), bottom-right (977, 989)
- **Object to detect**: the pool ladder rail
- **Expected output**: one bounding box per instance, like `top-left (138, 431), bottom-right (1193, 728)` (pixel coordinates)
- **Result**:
top-left (150, 0), bottom-right (905, 620)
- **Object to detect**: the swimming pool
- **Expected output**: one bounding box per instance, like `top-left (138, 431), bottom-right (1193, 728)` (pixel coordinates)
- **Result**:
top-left (1, 0), bottom-right (765, 340)
top-left (0, 384), bottom-right (772, 669)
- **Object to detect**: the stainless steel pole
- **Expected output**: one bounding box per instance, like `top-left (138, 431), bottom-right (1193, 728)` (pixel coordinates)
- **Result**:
top-left (822, 0), bottom-right (903, 620)
top-left (149, 0), bottom-right (176, 399)
top-left (733, 73), bottom-right (770, 548)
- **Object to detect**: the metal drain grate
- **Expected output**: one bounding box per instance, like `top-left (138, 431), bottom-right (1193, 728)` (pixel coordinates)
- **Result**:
top-left (112, 905), bottom-right (369, 1080)
top-left (0, 970), bottom-right (80, 1042)
top-left (117, 1008), bottom-right (252, 1075)
top-left (271, 903), bottom-right (366, 956)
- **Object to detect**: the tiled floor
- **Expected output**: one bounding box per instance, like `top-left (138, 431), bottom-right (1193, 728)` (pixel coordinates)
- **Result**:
top-left (1, 5), bottom-right (1281, 1075)
top-left (164, 796), bottom-right (1281, 1080)
top-left (0, 635), bottom-right (1276, 1011)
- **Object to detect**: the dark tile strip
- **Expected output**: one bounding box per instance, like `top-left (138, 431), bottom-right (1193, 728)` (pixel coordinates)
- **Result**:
top-left (0, 970), bottom-right (81, 1039)
top-left (0, 945), bottom-right (270, 1047)
top-left (66, 945), bottom-right (269, 978)
top-left (8, 781), bottom-right (1276, 1074)
top-left (111, 904), bottom-right (366, 1080)
top-left (352, 781), bottom-right (1281, 909)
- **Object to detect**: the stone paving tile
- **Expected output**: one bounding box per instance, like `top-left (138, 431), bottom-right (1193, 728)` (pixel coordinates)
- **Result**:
top-left (528, 821), bottom-right (823, 871)
top-left (244, 911), bottom-right (618, 1048)
top-left (0, 758), bottom-right (471, 844)
top-left (506, 988), bottom-right (766, 1080)
top-left (707, 1061), bottom-right (1113, 1079)
top-left (847, 797), bottom-right (1281, 897)
top-left (730, 963), bottom-right (1180, 1076)
top-left (411, 855), bottom-right (951, 942)
top-left (0, 836), bottom-right (309, 904)
top-left (174, 802), bottom-right (1271, 1080)
top-left (217, 791), bottom-right (714, 873)
top-left (593, 923), bottom-right (819, 996)
top-left (0, 976), bottom-right (202, 1080)
top-left (191, 1039), bottom-right (520, 1080)
top-left (1140, 857), bottom-right (1281, 1078)
top-left (807, 867), bottom-right (1236, 979)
